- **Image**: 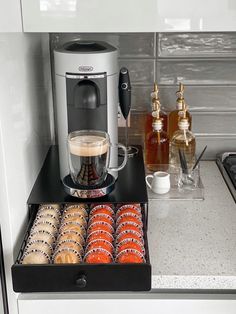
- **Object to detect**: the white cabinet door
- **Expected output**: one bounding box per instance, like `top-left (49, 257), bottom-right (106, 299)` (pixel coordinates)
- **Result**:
top-left (21, 0), bottom-right (236, 32)
top-left (0, 0), bottom-right (22, 32)
top-left (18, 293), bottom-right (236, 314)
top-left (21, 0), bottom-right (157, 32)
top-left (156, 0), bottom-right (236, 32)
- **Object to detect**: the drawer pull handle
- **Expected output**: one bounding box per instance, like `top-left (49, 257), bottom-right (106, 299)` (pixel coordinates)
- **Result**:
top-left (75, 275), bottom-right (87, 288)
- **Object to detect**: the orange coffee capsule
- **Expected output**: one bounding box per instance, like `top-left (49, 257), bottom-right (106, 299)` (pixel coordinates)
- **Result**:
top-left (85, 239), bottom-right (114, 254)
top-left (116, 205), bottom-right (141, 219)
top-left (116, 230), bottom-right (144, 244)
top-left (116, 238), bottom-right (145, 255)
top-left (87, 221), bottom-right (114, 235)
top-left (116, 222), bottom-right (143, 236)
top-left (89, 214), bottom-right (114, 226)
top-left (116, 213), bottom-right (143, 227)
top-left (84, 248), bottom-right (113, 264)
top-left (115, 249), bottom-right (145, 264)
top-left (87, 230), bottom-right (114, 244)
top-left (89, 205), bottom-right (114, 218)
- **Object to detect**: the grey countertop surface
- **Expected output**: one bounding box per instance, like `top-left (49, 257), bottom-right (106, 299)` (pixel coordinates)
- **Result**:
top-left (148, 161), bottom-right (236, 290)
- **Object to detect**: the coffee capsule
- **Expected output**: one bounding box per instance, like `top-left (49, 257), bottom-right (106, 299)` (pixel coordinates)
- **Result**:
top-left (116, 222), bottom-right (143, 236)
top-left (62, 214), bottom-right (87, 227)
top-left (116, 213), bottom-right (142, 227)
top-left (21, 249), bottom-right (50, 264)
top-left (55, 240), bottom-right (84, 256)
top-left (87, 230), bottom-right (114, 244)
top-left (38, 205), bottom-right (61, 217)
top-left (35, 215), bottom-right (60, 227)
top-left (64, 204), bottom-right (88, 218)
top-left (115, 249), bottom-right (145, 264)
top-left (87, 221), bottom-right (114, 235)
top-left (116, 205), bottom-right (142, 219)
top-left (53, 248), bottom-right (82, 264)
top-left (59, 222), bottom-right (86, 237)
top-left (88, 214), bottom-right (114, 226)
top-left (28, 230), bottom-right (56, 245)
top-left (57, 230), bottom-right (85, 246)
top-left (84, 248), bottom-right (113, 264)
top-left (32, 221), bottom-right (58, 235)
top-left (89, 205), bottom-right (114, 218)
top-left (85, 239), bottom-right (114, 254)
top-left (25, 240), bottom-right (53, 256)
top-left (116, 230), bottom-right (144, 245)
top-left (116, 238), bottom-right (145, 255)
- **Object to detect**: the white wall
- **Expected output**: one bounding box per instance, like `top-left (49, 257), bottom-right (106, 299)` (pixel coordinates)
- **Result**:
top-left (0, 33), bottom-right (54, 314)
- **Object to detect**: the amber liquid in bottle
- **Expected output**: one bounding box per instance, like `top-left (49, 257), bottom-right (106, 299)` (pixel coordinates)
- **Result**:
top-left (146, 123), bottom-right (169, 172)
top-left (145, 110), bottom-right (168, 136)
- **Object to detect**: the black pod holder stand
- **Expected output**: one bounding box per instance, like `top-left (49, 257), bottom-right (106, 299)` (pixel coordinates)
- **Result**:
top-left (11, 145), bottom-right (151, 292)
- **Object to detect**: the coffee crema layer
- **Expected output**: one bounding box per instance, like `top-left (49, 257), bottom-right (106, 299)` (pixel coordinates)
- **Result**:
top-left (69, 135), bottom-right (108, 157)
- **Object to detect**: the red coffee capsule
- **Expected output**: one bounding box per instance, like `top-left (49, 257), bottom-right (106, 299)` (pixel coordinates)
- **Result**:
top-left (116, 213), bottom-right (143, 227)
top-left (116, 205), bottom-right (142, 219)
top-left (87, 221), bottom-right (114, 235)
top-left (85, 239), bottom-right (114, 254)
top-left (116, 238), bottom-right (145, 255)
top-left (87, 230), bottom-right (114, 244)
top-left (115, 249), bottom-right (145, 264)
top-left (116, 230), bottom-right (144, 244)
top-left (89, 214), bottom-right (114, 226)
top-left (89, 205), bottom-right (114, 218)
top-left (84, 248), bottom-right (113, 264)
top-left (116, 222), bottom-right (143, 236)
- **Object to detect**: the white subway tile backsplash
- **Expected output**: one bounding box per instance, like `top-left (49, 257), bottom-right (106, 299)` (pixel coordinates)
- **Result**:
top-left (156, 59), bottom-right (236, 85)
top-left (158, 33), bottom-right (236, 58)
top-left (119, 59), bottom-right (155, 85)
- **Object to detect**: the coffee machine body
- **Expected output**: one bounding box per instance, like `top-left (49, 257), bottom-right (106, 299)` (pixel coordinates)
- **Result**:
top-left (54, 41), bottom-right (119, 181)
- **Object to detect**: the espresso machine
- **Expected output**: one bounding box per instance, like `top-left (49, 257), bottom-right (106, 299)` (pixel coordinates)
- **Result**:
top-left (54, 41), bottom-right (129, 197)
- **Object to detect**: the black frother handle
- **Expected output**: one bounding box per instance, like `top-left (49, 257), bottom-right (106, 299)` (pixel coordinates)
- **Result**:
top-left (119, 67), bottom-right (131, 120)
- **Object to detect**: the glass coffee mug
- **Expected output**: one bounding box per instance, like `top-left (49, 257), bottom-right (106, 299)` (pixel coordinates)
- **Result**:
top-left (68, 130), bottom-right (128, 187)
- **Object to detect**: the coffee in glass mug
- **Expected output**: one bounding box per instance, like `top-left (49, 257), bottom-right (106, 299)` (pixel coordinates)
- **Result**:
top-left (68, 130), bottom-right (127, 187)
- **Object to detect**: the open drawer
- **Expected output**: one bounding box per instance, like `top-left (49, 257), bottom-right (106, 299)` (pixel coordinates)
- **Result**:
top-left (12, 202), bottom-right (151, 292)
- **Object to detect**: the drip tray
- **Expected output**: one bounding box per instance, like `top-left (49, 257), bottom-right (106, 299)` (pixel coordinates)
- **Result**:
top-left (63, 174), bottom-right (116, 198)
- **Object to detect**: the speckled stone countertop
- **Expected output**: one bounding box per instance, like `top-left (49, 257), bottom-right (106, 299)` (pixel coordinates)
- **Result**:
top-left (148, 161), bottom-right (236, 290)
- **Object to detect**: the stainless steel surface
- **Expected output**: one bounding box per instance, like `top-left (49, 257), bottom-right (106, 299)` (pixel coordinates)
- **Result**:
top-left (216, 152), bottom-right (236, 203)
top-left (54, 41), bottom-right (119, 180)
top-left (62, 174), bottom-right (116, 198)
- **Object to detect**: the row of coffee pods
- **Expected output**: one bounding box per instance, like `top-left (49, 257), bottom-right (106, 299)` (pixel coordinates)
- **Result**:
top-left (21, 204), bottom-right (61, 264)
top-left (115, 205), bottom-right (145, 263)
top-left (53, 204), bottom-right (88, 264)
top-left (84, 205), bottom-right (115, 263)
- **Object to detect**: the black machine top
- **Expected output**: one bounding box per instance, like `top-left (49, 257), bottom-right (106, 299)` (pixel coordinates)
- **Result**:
top-left (27, 146), bottom-right (148, 205)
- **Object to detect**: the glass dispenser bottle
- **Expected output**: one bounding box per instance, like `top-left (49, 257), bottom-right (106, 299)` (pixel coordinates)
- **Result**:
top-left (145, 83), bottom-right (167, 138)
top-left (170, 102), bottom-right (196, 169)
top-left (145, 98), bottom-right (169, 171)
top-left (168, 83), bottom-right (192, 140)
